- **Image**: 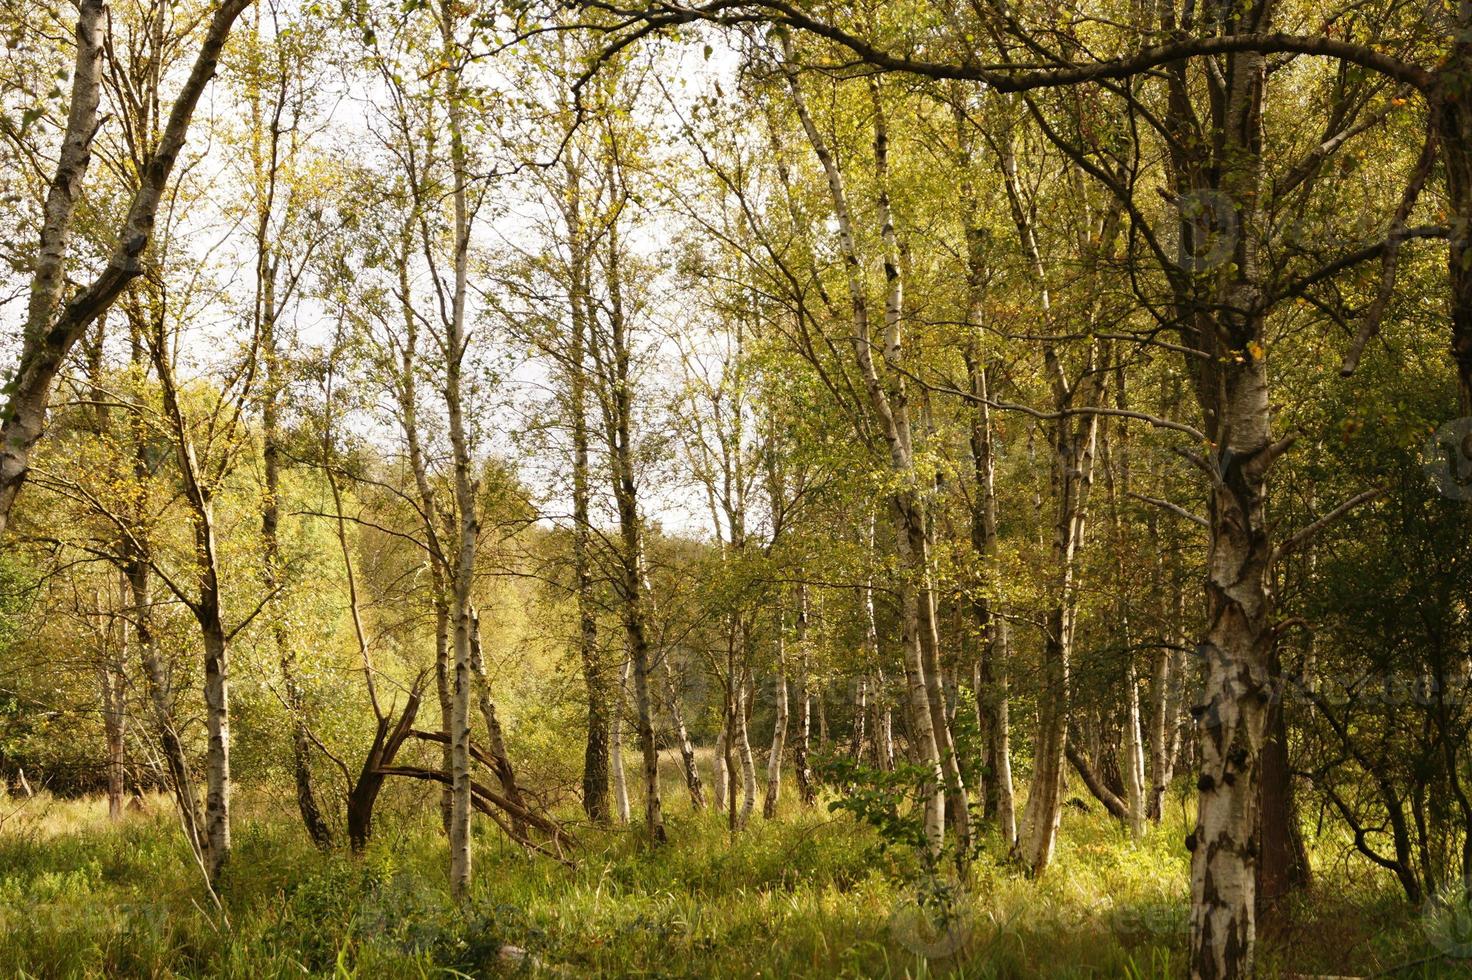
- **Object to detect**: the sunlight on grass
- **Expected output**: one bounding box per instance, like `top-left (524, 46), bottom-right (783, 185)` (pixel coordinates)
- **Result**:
top-left (0, 779), bottom-right (1453, 978)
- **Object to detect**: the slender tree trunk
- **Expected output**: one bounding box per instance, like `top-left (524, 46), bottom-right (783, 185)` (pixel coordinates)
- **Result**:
top-left (1015, 388), bottom-right (1099, 872)
top-left (872, 667), bottom-right (895, 772)
top-left (964, 348), bottom-right (1016, 847)
top-left (244, 2), bottom-right (330, 849)
top-left (1148, 638), bottom-right (1175, 822)
top-left (599, 155), bottom-right (665, 844)
top-left (848, 676), bottom-right (867, 762)
top-left (1255, 649), bottom-right (1311, 915)
top-left (258, 242), bottom-right (330, 852)
top-left (131, 558), bottom-right (203, 859)
top-left (437, 0), bottom-right (478, 899)
top-left (0, 0), bottom-right (103, 535)
top-left (863, 545), bottom-right (895, 773)
top-left (389, 229), bottom-right (455, 836)
top-left (558, 38), bottom-right (610, 826)
top-left (152, 325), bottom-right (232, 887)
top-left (793, 583), bottom-right (815, 805)
top-left (736, 672), bottom-right (757, 829)
top-left (612, 658), bottom-right (632, 824)
top-left (1107, 379), bottom-right (1147, 838)
top-left (122, 321), bottom-right (203, 857)
top-left (1123, 658), bottom-right (1148, 839)
top-left (199, 620), bottom-right (230, 885)
top-left (614, 419), bottom-right (663, 846)
top-left (712, 724), bottom-right (728, 815)
top-left (99, 652), bottom-right (127, 822)
top-left (570, 279), bottom-right (608, 823)
top-left (764, 605), bottom-right (789, 819)
top-left (645, 566), bottom-right (705, 811)
top-left (783, 53), bottom-right (945, 850)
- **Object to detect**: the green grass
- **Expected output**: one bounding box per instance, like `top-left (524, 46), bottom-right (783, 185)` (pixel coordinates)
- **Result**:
top-left (0, 783), bottom-right (1461, 978)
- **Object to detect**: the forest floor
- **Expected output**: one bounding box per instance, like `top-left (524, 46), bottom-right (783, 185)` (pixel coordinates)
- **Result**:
top-left (0, 771), bottom-right (1459, 978)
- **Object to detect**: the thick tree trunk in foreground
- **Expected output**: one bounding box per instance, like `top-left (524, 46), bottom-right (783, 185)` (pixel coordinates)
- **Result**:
top-left (1188, 349), bottom-right (1278, 977)
top-left (1174, 18), bottom-right (1281, 971)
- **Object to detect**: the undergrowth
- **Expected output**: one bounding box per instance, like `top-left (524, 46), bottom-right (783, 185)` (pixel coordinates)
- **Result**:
top-left (0, 783), bottom-right (1460, 978)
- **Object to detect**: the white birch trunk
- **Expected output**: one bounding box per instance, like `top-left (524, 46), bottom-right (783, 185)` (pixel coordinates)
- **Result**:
top-left (763, 619), bottom-right (789, 819)
top-left (612, 658), bottom-right (632, 824)
top-left (782, 47), bottom-right (944, 852)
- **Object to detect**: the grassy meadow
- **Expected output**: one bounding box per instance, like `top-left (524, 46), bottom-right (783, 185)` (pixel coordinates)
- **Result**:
top-left (0, 756), bottom-right (1459, 979)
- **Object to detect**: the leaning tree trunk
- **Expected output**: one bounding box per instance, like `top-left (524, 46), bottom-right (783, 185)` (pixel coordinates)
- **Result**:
top-left (783, 50), bottom-right (945, 850)
top-left (0, 0), bottom-right (250, 537)
top-left (645, 571), bottom-right (705, 811)
top-left (469, 611), bottom-right (529, 837)
top-left (346, 693), bottom-right (422, 852)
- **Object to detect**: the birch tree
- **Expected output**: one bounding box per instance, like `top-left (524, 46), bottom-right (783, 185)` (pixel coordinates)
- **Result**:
top-left (0, 0), bottom-right (251, 537)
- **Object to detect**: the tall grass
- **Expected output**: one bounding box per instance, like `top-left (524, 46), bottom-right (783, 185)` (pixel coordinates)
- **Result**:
top-left (0, 780), bottom-right (1456, 978)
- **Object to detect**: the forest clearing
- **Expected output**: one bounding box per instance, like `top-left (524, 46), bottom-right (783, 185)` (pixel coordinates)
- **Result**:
top-left (2, 0), bottom-right (1471, 977)
top-left (0, 762), bottom-right (1455, 978)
